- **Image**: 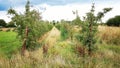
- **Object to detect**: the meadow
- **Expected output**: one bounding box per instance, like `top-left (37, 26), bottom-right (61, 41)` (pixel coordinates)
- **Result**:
top-left (0, 0), bottom-right (120, 68)
top-left (0, 26), bottom-right (120, 68)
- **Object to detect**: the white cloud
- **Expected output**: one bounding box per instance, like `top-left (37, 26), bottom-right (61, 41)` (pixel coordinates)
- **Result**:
top-left (41, 4), bottom-right (76, 21)
top-left (0, 2), bottom-right (120, 23)
top-left (40, 3), bottom-right (120, 22)
top-left (0, 11), bottom-right (11, 23)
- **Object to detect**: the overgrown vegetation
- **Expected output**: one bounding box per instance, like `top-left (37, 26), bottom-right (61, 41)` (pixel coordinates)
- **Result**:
top-left (0, 1), bottom-right (120, 68)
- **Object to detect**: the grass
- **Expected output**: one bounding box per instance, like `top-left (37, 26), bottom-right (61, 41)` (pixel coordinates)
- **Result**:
top-left (0, 31), bottom-right (21, 58)
top-left (98, 26), bottom-right (120, 45)
top-left (0, 41), bottom-right (119, 68)
top-left (0, 26), bottom-right (120, 68)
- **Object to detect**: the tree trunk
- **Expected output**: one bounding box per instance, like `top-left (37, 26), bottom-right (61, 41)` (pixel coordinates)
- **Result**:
top-left (21, 26), bottom-right (28, 55)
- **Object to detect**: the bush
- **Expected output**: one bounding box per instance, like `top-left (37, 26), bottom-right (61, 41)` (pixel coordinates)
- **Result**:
top-left (60, 23), bottom-right (72, 40)
top-left (61, 26), bottom-right (69, 40)
top-left (55, 23), bottom-right (61, 30)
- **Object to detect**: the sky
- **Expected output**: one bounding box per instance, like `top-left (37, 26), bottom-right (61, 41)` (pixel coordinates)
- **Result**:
top-left (0, 0), bottom-right (120, 23)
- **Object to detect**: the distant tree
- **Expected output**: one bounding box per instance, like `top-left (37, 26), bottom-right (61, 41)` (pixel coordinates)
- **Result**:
top-left (7, 21), bottom-right (16, 27)
top-left (0, 19), bottom-right (7, 27)
top-left (106, 15), bottom-right (120, 26)
top-left (72, 10), bottom-right (82, 26)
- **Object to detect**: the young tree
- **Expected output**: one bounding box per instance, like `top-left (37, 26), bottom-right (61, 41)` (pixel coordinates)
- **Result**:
top-left (77, 3), bottom-right (112, 56)
top-left (8, 0), bottom-right (42, 55)
top-left (8, 0), bottom-right (53, 55)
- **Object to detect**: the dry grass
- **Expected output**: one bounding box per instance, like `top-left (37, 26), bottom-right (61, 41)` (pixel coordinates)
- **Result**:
top-left (0, 28), bottom-right (15, 31)
top-left (98, 26), bottom-right (120, 45)
top-left (0, 45), bottom-right (119, 68)
top-left (0, 26), bottom-right (120, 68)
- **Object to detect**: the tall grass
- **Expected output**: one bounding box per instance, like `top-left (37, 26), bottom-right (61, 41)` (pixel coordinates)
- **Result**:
top-left (0, 42), bottom-right (120, 68)
top-left (0, 26), bottom-right (120, 68)
top-left (98, 26), bottom-right (120, 45)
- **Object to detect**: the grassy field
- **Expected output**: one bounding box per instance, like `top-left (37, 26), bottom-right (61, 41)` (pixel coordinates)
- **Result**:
top-left (0, 26), bottom-right (120, 68)
top-left (0, 31), bottom-right (21, 57)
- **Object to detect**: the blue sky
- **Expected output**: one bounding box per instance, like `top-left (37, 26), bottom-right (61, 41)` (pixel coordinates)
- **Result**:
top-left (0, 0), bottom-right (120, 22)
top-left (0, 0), bottom-right (85, 10)
top-left (0, 0), bottom-right (115, 11)
top-left (0, 0), bottom-right (120, 11)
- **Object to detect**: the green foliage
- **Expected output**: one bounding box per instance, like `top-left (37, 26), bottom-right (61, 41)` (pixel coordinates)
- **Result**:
top-left (56, 22), bottom-right (73, 40)
top-left (60, 24), bottom-right (69, 40)
top-left (0, 19), bottom-right (7, 27)
top-left (76, 4), bottom-right (97, 55)
top-left (55, 23), bottom-right (61, 30)
top-left (72, 10), bottom-right (82, 26)
top-left (75, 3), bottom-right (112, 55)
top-left (72, 16), bottom-right (82, 26)
top-left (96, 8), bottom-right (112, 23)
top-left (55, 19), bottom-right (76, 41)
top-left (7, 1), bottom-right (53, 50)
top-left (106, 15), bottom-right (120, 26)
top-left (0, 2), bottom-right (119, 68)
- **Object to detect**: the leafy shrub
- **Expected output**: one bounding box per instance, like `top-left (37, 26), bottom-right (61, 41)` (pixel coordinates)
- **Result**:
top-left (60, 25), bottom-right (69, 40)
top-left (55, 23), bottom-right (61, 30)
top-left (56, 22), bottom-right (74, 41)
